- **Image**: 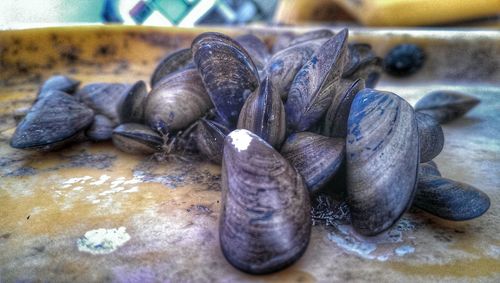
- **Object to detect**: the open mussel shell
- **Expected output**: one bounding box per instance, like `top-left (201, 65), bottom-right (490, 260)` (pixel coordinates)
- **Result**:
top-left (285, 29), bottom-right (349, 133)
top-left (342, 43), bottom-right (382, 88)
top-left (194, 118), bottom-right (229, 164)
top-left (346, 88), bottom-right (419, 236)
top-left (220, 129), bottom-right (311, 274)
top-left (266, 39), bottom-right (324, 100)
top-left (145, 68), bottom-right (212, 132)
top-left (288, 29), bottom-right (334, 47)
top-left (119, 80), bottom-right (148, 124)
top-left (150, 48), bottom-right (194, 88)
top-left (38, 75), bottom-right (80, 99)
top-left (235, 34), bottom-right (270, 72)
top-left (414, 176), bottom-right (490, 221)
top-left (321, 78), bottom-right (365, 138)
top-left (416, 112), bottom-right (444, 163)
top-left (419, 161), bottom-right (442, 177)
top-left (192, 32), bottom-right (259, 127)
top-left (237, 77), bottom-right (286, 149)
top-left (414, 90), bottom-right (480, 124)
top-left (78, 83), bottom-right (128, 124)
top-left (10, 91), bottom-right (94, 151)
top-left (112, 123), bottom-right (163, 154)
top-left (281, 132), bottom-right (345, 194)
top-left (86, 114), bottom-right (114, 141)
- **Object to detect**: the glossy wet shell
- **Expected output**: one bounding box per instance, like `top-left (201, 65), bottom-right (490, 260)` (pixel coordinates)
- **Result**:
top-left (414, 90), bottom-right (480, 123)
top-left (237, 77), bottom-right (286, 149)
top-left (150, 48), bottom-right (194, 88)
top-left (192, 32), bottom-right (259, 127)
top-left (78, 83), bottom-right (128, 124)
top-left (86, 114), bottom-right (114, 141)
top-left (346, 88), bottom-right (419, 236)
top-left (415, 176), bottom-right (490, 221)
top-left (38, 75), bottom-right (80, 97)
top-left (145, 68), bottom-right (212, 132)
top-left (194, 119), bottom-right (229, 165)
top-left (10, 91), bottom-right (94, 150)
top-left (416, 112), bottom-right (444, 163)
top-left (112, 123), bottom-right (163, 154)
top-left (119, 80), bottom-right (148, 124)
top-left (266, 39), bottom-right (324, 100)
top-left (281, 132), bottom-right (345, 194)
top-left (220, 129), bottom-right (311, 274)
top-left (285, 29), bottom-right (349, 132)
top-left (322, 78), bottom-right (365, 138)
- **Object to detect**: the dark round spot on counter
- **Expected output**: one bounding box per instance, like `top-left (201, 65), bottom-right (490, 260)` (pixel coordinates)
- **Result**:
top-left (383, 43), bottom-right (425, 77)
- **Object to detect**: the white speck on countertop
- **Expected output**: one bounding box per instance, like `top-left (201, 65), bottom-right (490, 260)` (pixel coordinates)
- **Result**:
top-left (77, 227), bottom-right (131, 255)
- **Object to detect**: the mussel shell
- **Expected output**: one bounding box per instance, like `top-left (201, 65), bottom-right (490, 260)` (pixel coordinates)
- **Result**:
top-left (414, 176), bottom-right (490, 221)
top-left (342, 43), bottom-right (382, 88)
top-left (38, 75), bottom-right (80, 98)
top-left (78, 83), bottom-right (128, 124)
top-left (194, 118), bottom-right (229, 164)
top-left (416, 112), bottom-right (444, 163)
top-left (285, 29), bottom-right (349, 132)
top-left (10, 91), bottom-right (94, 150)
top-left (235, 34), bottom-right (270, 71)
top-left (419, 161), bottom-right (441, 177)
top-left (192, 32), bottom-right (259, 127)
top-left (150, 48), bottom-right (194, 88)
top-left (220, 129), bottom-right (311, 274)
top-left (321, 78), bottom-right (365, 138)
top-left (237, 77), bottom-right (286, 149)
top-left (145, 68), bottom-right (213, 132)
top-left (119, 80), bottom-right (148, 124)
top-left (346, 88), bottom-right (419, 236)
top-left (414, 91), bottom-right (480, 124)
top-left (86, 114), bottom-right (114, 141)
top-left (266, 39), bottom-right (324, 100)
top-left (281, 132), bottom-right (345, 194)
top-left (288, 29), bottom-right (334, 47)
top-left (112, 123), bottom-right (163, 154)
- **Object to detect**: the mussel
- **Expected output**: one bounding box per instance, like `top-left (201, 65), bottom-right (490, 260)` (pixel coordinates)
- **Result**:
top-left (78, 83), bottom-right (128, 124)
top-left (342, 43), bottom-right (381, 88)
top-left (235, 34), bottom-right (270, 72)
top-left (415, 176), bottom-right (490, 221)
top-left (285, 29), bottom-right (349, 132)
top-left (237, 76), bottom-right (286, 148)
top-left (86, 114), bottom-right (114, 141)
top-left (150, 48), bottom-right (194, 88)
top-left (220, 129), bottom-right (311, 274)
top-left (118, 80), bottom-right (148, 124)
top-left (112, 123), bottom-right (163, 154)
top-left (414, 90), bottom-right (480, 124)
top-left (145, 68), bottom-right (212, 132)
top-left (419, 161), bottom-right (441, 177)
top-left (266, 39), bottom-right (324, 100)
top-left (38, 75), bottom-right (80, 99)
top-left (321, 78), bottom-right (365, 138)
top-left (192, 32), bottom-right (259, 127)
top-left (281, 132), bottom-right (344, 194)
top-left (346, 88), bottom-right (419, 236)
top-left (194, 118), bottom-right (229, 165)
top-left (416, 112), bottom-right (444, 163)
top-left (10, 91), bottom-right (94, 151)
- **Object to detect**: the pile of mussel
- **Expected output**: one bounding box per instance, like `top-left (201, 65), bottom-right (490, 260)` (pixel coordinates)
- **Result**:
top-left (10, 28), bottom-right (490, 274)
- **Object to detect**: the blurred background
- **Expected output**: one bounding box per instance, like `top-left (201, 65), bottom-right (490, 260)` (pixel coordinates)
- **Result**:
top-left (1, 0), bottom-right (499, 28)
